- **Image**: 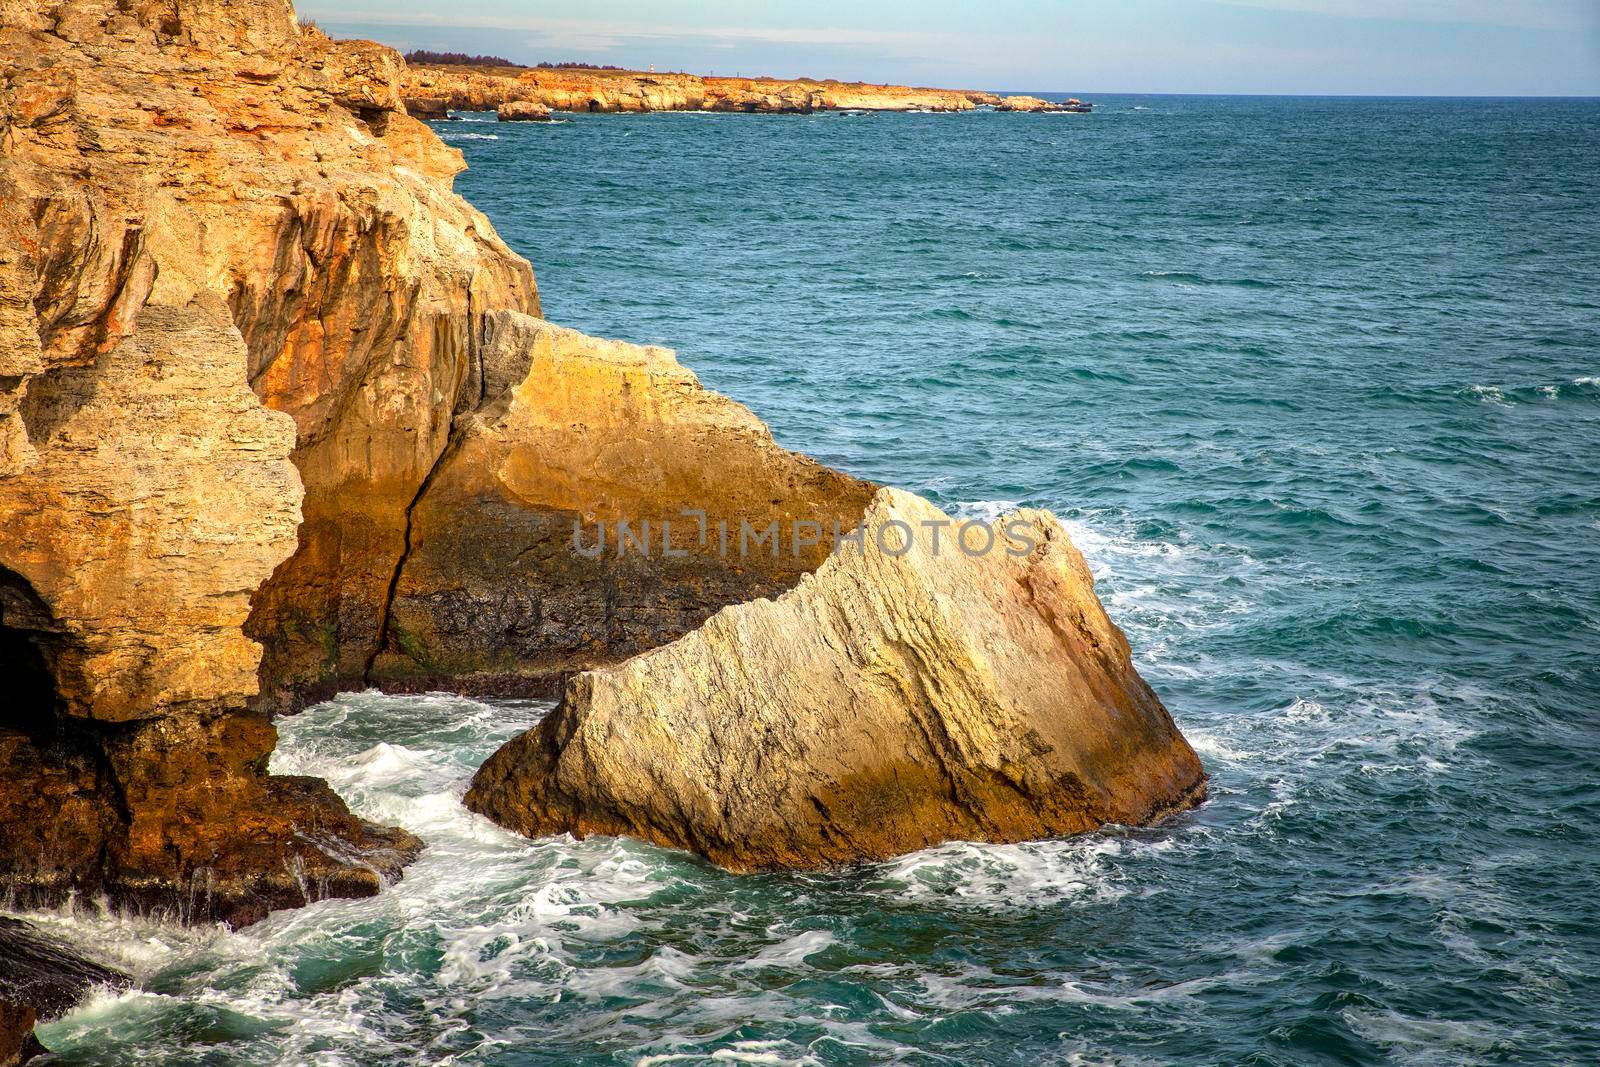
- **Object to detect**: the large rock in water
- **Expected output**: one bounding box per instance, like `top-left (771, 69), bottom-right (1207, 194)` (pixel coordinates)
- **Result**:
top-left (496, 100), bottom-right (551, 122)
top-left (467, 489), bottom-right (1207, 868)
top-left (1, 916), bottom-right (129, 1064)
top-left (369, 313), bottom-right (873, 693)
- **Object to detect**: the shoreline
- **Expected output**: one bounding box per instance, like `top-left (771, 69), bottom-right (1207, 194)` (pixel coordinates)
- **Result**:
top-left (401, 60), bottom-right (1084, 118)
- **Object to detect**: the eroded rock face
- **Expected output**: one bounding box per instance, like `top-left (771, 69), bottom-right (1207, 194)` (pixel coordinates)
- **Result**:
top-left (2, 0), bottom-right (1174, 917)
top-left (0, 0), bottom-right (874, 919)
top-left (369, 314), bottom-right (876, 694)
top-left (0, 0), bottom-right (437, 923)
top-left (466, 489), bottom-right (1207, 870)
top-left (496, 100), bottom-right (551, 122)
top-left (404, 63), bottom-right (1004, 115)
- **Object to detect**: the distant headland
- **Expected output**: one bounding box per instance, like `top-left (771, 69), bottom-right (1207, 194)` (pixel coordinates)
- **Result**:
top-left (398, 52), bottom-right (1083, 118)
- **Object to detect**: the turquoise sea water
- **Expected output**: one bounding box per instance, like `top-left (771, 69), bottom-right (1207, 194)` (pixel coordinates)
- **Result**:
top-left (32, 96), bottom-right (1600, 1064)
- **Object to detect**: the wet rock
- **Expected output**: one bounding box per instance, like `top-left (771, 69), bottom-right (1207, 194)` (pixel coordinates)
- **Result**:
top-left (467, 489), bottom-right (1207, 869)
top-left (0, 916), bottom-right (130, 1064)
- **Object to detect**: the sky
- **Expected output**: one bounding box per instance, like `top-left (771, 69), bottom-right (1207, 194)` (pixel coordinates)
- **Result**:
top-left (299, 0), bottom-right (1600, 96)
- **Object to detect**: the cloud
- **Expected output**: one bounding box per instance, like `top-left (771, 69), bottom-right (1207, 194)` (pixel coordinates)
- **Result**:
top-left (1213, 0), bottom-right (1599, 32)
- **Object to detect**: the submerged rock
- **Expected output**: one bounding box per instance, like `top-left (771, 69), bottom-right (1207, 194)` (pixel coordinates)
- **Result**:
top-left (0, 916), bottom-right (129, 1064)
top-left (467, 489), bottom-right (1206, 869)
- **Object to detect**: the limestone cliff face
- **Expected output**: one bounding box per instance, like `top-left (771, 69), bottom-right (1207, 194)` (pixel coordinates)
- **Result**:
top-left (404, 64), bottom-right (1003, 116)
top-left (2, 0), bottom-right (1179, 914)
top-left (0, 0), bottom-right (481, 922)
top-left (370, 314), bottom-right (874, 692)
top-left (467, 490), bottom-right (1207, 869)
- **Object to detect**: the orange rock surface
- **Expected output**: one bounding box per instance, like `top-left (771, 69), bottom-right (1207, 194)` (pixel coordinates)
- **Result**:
top-left (404, 63), bottom-right (1003, 115)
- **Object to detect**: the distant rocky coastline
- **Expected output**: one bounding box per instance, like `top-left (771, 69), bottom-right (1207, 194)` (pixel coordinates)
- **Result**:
top-left (402, 61), bottom-right (1081, 117)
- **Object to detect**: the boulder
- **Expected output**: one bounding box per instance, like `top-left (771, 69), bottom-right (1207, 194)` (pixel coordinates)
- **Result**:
top-left (466, 489), bottom-right (1207, 869)
top-left (0, 917), bottom-right (130, 1064)
top-left (496, 99), bottom-right (551, 121)
top-left (996, 95), bottom-right (1059, 112)
top-left (404, 96), bottom-right (451, 120)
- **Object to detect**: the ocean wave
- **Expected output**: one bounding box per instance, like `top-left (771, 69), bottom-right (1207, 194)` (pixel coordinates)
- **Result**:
top-left (950, 498), bottom-right (1019, 522)
top-left (870, 837), bottom-right (1131, 908)
top-left (1344, 1008), bottom-right (1503, 1063)
top-left (1460, 379), bottom-right (1600, 404)
top-left (440, 132), bottom-right (500, 141)
top-left (1138, 270), bottom-right (1280, 290)
top-left (1460, 383), bottom-right (1510, 405)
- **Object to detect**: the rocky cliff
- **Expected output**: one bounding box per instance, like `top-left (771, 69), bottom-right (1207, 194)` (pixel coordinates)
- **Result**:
top-left (0, 0), bottom-right (872, 921)
top-left (0, 0), bottom-right (432, 924)
top-left (466, 490), bottom-right (1208, 868)
top-left (369, 314), bottom-right (874, 694)
top-left (404, 63), bottom-right (1003, 116)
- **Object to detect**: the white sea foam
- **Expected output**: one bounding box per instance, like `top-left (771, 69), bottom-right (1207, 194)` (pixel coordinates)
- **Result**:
top-left (1463, 383), bottom-right (1510, 405)
top-left (950, 498), bottom-right (1019, 522)
top-left (1344, 1008), bottom-right (1503, 1063)
top-left (733, 929), bottom-right (836, 970)
top-left (875, 836), bottom-right (1131, 908)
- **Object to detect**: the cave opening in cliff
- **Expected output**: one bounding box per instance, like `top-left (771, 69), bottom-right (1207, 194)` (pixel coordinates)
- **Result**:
top-left (0, 566), bottom-right (65, 738)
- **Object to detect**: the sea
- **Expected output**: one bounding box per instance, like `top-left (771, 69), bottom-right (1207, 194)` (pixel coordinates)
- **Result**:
top-left (28, 95), bottom-right (1600, 1065)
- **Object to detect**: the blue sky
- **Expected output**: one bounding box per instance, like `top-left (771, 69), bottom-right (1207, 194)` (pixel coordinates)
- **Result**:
top-left (300, 0), bottom-right (1600, 95)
